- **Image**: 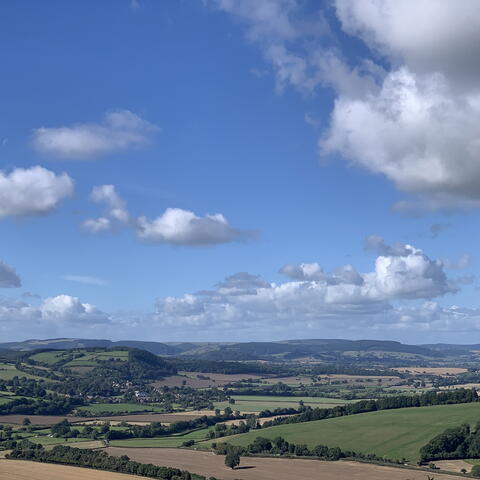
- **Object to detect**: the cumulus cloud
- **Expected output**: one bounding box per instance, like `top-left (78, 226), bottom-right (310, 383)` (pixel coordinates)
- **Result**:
top-left (334, 0), bottom-right (480, 90)
top-left (32, 110), bottom-right (159, 159)
top-left (82, 185), bottom-right (128, 233)
top-left (81, 186), bottom-right (251, 246)
top-left (321, 68), bottom-right (480, 209)
top-left (153, 240), bottom-right (456, 333)
top-left (136, 208), bottom-right (253, 246)
top-left (0, 294), bottom-right (111, 340)
top-left (280, 262), bottom-right (364, 285)
top-left (0, 166), bottom-right (73, 218)
top-left (213, 0), bottom-right (480, 210)
top-left (0, 261), bottom-right (21, 288)
top-left (40, 295), bottom-right (110, 324)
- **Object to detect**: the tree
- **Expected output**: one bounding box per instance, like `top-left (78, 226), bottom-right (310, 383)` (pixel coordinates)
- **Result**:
top-left (225, 450), bottom-right (240, 470)
top-left (472, 465), bottom-right (480, 478)
top-left (22, 418), bottom-right (31, 426)
top-left (51, 419), bottom-right (70, 438)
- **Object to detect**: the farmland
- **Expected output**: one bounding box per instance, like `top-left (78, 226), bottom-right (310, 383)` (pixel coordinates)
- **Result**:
top-left (0, 459), bottom-right (148, 480)
top-left (214, 395), bottom-right (353, 413)
top-left (109, 428), bottom-right (210, 447)
top-left (105, 447), bottom-right (466, 480)
top-left (0, 363), bottom-right (42, 381)
top-left (217, 402), bottom-right (480, 462)
top-left (78, 402), bottom-right (164, 414)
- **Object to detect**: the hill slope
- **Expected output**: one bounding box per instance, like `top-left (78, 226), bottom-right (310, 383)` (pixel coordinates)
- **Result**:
top-left (217, 402), bottom-right (480, 462)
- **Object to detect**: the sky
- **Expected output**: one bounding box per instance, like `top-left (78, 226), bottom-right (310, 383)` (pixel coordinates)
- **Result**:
top-left (1, 0), bottom-right (480, 344)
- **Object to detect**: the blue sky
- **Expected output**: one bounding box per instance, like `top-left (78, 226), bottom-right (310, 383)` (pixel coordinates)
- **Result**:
top-left (1, 0), bottom-right (480, 343)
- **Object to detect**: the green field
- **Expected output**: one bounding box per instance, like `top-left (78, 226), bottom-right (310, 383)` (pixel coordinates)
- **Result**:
top-left (214, 402), bottom-right (480, 462)
top-left (63, 350), bottom-right (129, 367)
top-left (214, 395), bottom-right (351, 413)
top-left (29, 351), bottom-right (67, 365)
top-left (0, 363), bottom-right (42, 381)
top-left (29, 436), bottom-right (98, 446)
top-left (109, 428), bottom-right (210, 448)
top-left (29, 349), bottom-right (129, 368)
top-left (78, 402), bottom-right (164, 414)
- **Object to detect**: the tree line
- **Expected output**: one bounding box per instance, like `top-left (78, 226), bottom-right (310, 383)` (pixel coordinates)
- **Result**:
top-left (7, 441), bottom-right (219, 480)
top-left (105, 411), bottom-right (240, 440)
top-left (0, 395), bottom-right (84, 415)
top-left (213, 435), bottom-right (403, 464)
top-left (420, 423), bottom-right (480, 463)
top-left (261, 388), bottom-right (478, 429)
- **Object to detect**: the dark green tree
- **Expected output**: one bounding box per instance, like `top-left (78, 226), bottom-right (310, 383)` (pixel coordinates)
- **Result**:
top-left (225, 450), bottom-right (240, 469)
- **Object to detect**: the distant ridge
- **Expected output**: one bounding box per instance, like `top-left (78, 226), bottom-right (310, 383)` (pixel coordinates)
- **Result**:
top-left (2, 337), bottom-right (475, 362)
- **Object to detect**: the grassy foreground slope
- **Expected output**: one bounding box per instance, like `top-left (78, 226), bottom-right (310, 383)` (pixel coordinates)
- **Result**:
top-left (216, 402), bottom-right (480, 462)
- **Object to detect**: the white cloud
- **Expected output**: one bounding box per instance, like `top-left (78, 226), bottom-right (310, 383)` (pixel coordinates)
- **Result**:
top-left (81, 185), bottom-right (252, 246)
top-left (153, 240), bottom-right (456, 334)
top-left (32, 110), bottom-right (159, 159)
top-left (214, 1), bottom-right (480, 210)
top-left (0, 261), bottom-right (21, 288)
top-left (91, 185), bottom-right (129, 222)
top-left (321, 68), bottom-right (480, 208)
top-left (334, 0), bottom-right (480, 90)
top-left (82, 217), bottom-right (111, 233)
top-left (0, 294), bottom-right (111, 340)
top-left (0, 166), bottom-right (73, 218)
top-left (40, 295), bottom-right (110, 324)
top-left (82, 185), bottom-right (128, 233)
top-left (136, 208), bottom-right (252, 246)
top-left (63, 275), bottom-right (109, 287)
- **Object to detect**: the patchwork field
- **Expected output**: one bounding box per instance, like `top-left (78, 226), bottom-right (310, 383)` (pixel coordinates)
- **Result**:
top-left (109, 428), bottom-right (210, 447)
top-left (216, 402), bottom-right (480, 462)
top-left (79, 413), bottom-right (206, 423)
top-left (0, 415), bottom-right (93, 425)
top-left (105, 447), bottom-right (466, 480)
top-left (0, 459), bottom-right (146, 480)
top-left (153, 372), bottom-right (266, 389)
top-left (0, 363), bottom-right (41, 381)
top-left (393, 367), bottom-right (468, 376)
top-left (214, 395), bottom-right (352, 413)
top-left (78, 402), bottom-right (164, 414)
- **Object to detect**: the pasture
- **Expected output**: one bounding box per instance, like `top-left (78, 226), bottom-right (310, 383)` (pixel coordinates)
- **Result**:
top-left (109, 428), bottom-right (210, 447)
top-left (217, 402), bottom-right (480, 462)
top-left (214, 395), bottom-right (352, 413)
top-left (105, 447), bottom-right (466, 480)
top-left (0, 363), bottom-right (41, 381)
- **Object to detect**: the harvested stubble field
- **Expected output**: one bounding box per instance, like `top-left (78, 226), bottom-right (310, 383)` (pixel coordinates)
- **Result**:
top-left (105, 447), bottom-right (465, 480)
top-left (435, 459), bottom-right (472, 473)
top-left (153, 372), bottom-right (266, 389)
top-left (86, 413), bottom-right (206, 423)
top-left (0, 459), bottom-right (146, 480)
top-left (221, 414), bottom-right (294, 427)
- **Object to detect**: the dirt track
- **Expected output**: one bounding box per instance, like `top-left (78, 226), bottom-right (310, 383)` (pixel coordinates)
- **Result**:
top-left (106, 447), bottom-right (466, 480)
